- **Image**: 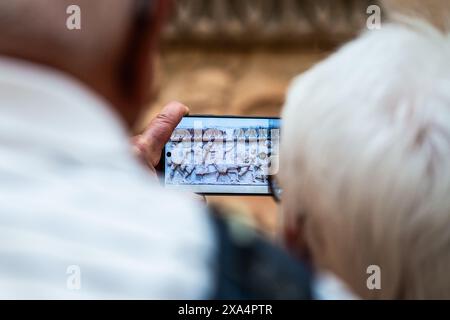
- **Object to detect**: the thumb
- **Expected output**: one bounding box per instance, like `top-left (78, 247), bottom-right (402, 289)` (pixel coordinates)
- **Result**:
top-left (136, 101), bottom-right (189, 167)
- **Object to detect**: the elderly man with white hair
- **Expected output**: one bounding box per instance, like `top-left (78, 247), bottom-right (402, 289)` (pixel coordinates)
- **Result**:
top-left (279, 15), bottom-right (450, 298)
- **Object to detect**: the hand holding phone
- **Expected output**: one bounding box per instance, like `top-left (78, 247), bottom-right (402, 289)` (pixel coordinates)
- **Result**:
top-left (163, 115), bottom-right (280, 195)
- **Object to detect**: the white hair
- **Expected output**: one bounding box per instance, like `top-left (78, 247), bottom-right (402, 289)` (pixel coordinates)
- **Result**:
top-left (383, 0), bottom-right (450, 32)
top-left (280, 20), bottom-right (450, 299)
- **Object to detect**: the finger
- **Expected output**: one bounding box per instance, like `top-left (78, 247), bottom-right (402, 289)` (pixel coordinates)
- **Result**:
top-left (138, 101), bottom-right (189, 167)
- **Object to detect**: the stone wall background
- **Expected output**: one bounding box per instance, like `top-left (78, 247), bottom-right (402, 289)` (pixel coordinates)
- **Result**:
top-left (139, 0), bottom-right (380, 236)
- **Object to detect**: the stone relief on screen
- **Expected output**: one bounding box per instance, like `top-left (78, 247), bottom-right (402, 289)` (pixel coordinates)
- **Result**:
top-left (166, 127), bottom-right (279, 186)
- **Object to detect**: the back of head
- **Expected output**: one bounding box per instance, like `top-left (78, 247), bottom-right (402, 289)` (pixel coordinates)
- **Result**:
top-left (280, 20), bottom-right (450, 298)
top-left (0, 0), bottom-right (160, 126)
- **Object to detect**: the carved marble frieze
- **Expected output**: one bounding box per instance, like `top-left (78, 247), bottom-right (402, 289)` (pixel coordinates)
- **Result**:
top-left (163, 0), bottom-right (380, 46)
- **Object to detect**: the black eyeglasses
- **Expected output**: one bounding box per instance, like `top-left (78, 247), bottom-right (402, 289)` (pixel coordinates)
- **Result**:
top-left (267, 153), bottom-right (282, 202)
top-left (268, 172), bottom-right (282, 203)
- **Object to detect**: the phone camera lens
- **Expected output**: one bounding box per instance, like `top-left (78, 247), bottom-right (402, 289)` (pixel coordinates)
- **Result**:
top-left (166, 152), bottom-right (172, 157)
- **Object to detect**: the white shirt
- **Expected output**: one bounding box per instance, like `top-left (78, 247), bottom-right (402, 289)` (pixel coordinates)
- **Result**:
top-left (0, 57), bottom-right (216, 299)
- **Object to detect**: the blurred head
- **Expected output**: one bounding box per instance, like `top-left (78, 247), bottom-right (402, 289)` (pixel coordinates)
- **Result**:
top-left (0, 0), bottom-right (170, 127)
top-left (280, 20), bottom-right (450, 299)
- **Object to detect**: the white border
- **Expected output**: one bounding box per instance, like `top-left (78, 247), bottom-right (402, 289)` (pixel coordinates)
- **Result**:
top-left (165, 184), bottom-right (270, 194)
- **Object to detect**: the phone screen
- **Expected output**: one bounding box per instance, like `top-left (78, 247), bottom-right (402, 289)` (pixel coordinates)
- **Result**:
top-left (163, 116), bottom-right (280, 195)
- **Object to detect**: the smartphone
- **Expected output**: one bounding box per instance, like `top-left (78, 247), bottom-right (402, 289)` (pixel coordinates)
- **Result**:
top-left (162, 115), bottom-right (280, 195)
